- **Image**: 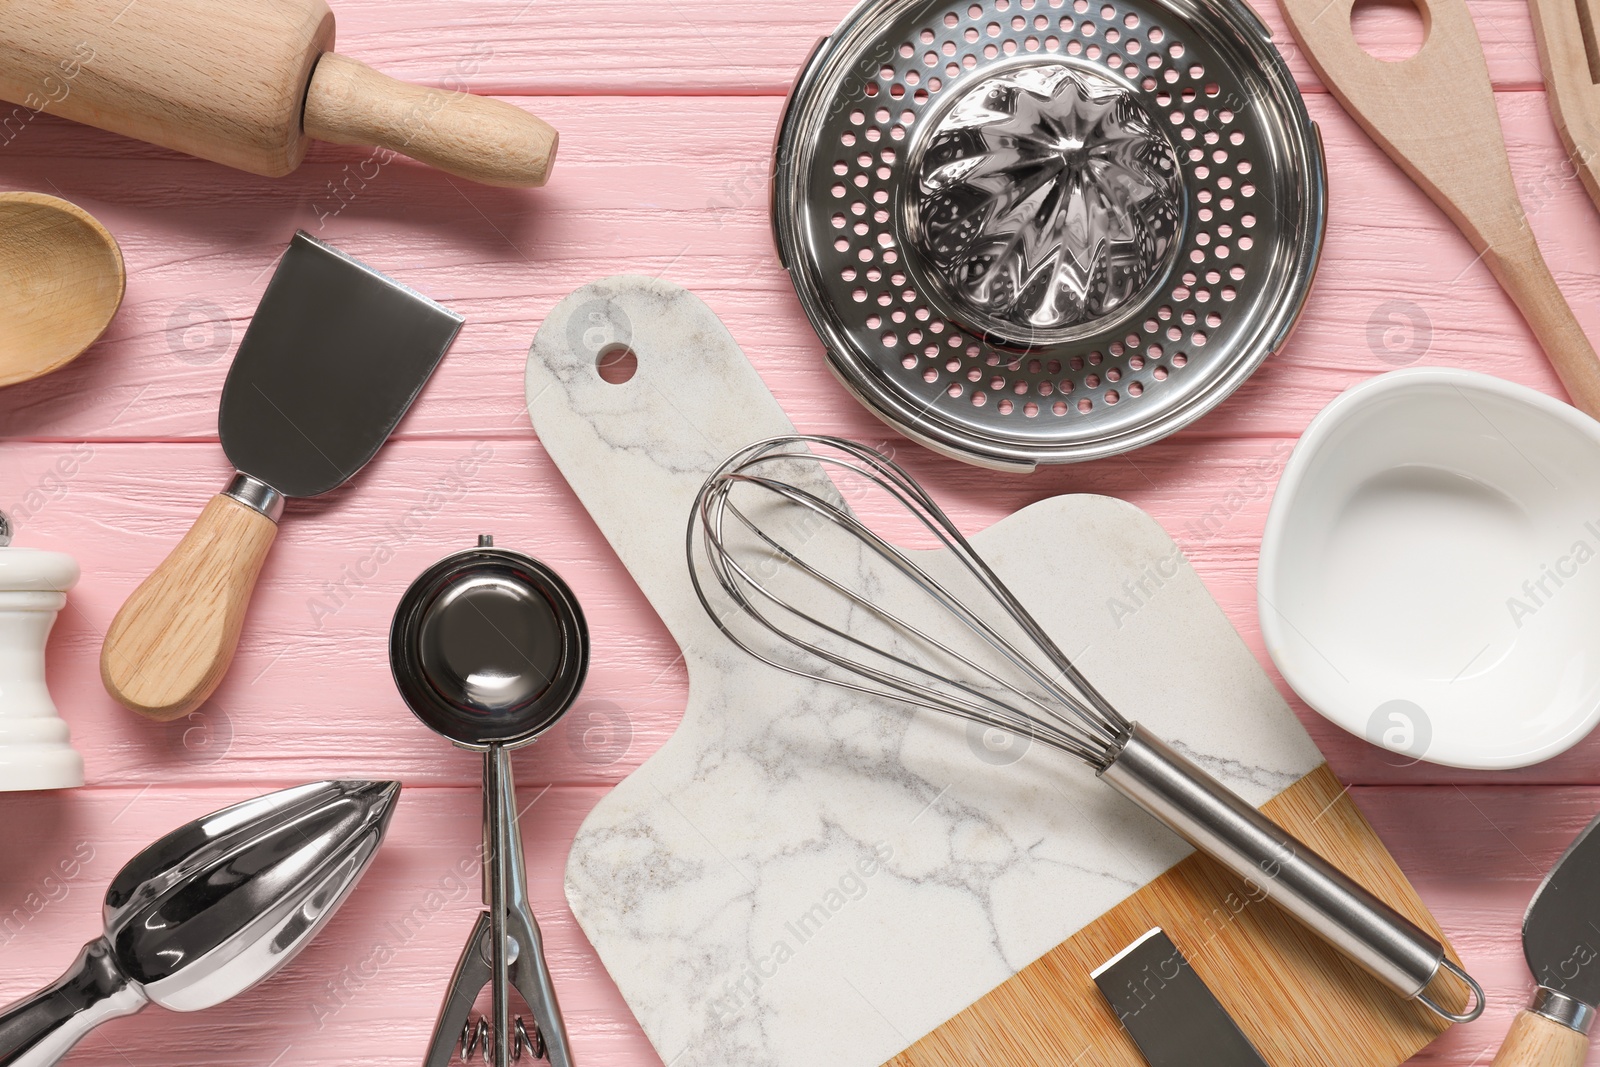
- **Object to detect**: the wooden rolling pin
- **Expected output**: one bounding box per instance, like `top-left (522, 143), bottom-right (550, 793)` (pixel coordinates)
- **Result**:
top-left (0, 0), bottom-right (556, 187)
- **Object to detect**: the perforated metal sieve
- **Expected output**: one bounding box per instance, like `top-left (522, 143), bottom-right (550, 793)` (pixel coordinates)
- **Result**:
top-left (773, 0), bottom-right (1325, 469)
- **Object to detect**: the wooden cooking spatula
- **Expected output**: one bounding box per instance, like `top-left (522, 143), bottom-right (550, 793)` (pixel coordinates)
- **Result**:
top-left (1275, 0), bottom-right (1600, 418)
top-left (1528, 0), bottom-right (1600, 215)
top-left (0, 0), bottom-right (556, 187)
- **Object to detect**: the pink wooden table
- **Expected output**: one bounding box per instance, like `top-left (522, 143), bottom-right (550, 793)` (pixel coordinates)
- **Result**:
top-left (0, 0), bottom-right (1594, 1063)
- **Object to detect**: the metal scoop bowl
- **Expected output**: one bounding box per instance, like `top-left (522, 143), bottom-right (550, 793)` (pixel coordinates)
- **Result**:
top-left (391, 535), bottom-right (587, 1067)
top-left (0, 779), bottom-right (399, 1067)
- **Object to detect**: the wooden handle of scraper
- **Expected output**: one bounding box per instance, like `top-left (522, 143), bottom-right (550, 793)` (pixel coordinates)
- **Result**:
top-left (101, 494), bottom-right (278, 721)
top-left (1273, 0), bottom-right (1600, 419)
top-left (1490, 1010), bottom-right (1590, 1067)
top-left (304, 53), bottom-right (557, 187)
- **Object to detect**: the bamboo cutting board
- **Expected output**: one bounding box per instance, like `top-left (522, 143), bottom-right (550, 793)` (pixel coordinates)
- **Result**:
top-left (527, 277), bottom-right (1461, 1067)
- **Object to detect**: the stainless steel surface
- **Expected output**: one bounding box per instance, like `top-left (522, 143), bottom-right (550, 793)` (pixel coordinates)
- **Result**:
top-left (393, 538), bottom-right (584, 1067)
top-left (391, 539), bottom-right (588, 750)
top-left (688, 435), bottom-right (1483, 1021)
top-left (772, 0), bottom-right (1325, 468)
top-left (1092, 927), bottom-right (1268, 1066)
top-left (0, 780), bottom-right (399, 1067)
top-left (489, 747), bottom-right (514, 1067)
top-left (1101, 725), bottom-right (1449, 1001)
top-left (462, 1014), bottom-right (547, 1062)
top-left (222, 470), bottom-right (286, 523)
top-left (1533, 988), bottom-right (1597, 1035)
top-left (906, 60), bottom-right (1183, 342)
top-left (0, 509), bottom-right (11, 547)
top-left (218, 230), bottom-right (463, 498)
top-left (1517, 808), bottom-right (1600, 1032)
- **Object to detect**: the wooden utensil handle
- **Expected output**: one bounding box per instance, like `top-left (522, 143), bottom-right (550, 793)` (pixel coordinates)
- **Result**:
top-left (1487, 234), bottom-right (1600, 420)
top-left (304, 53), bottom-right (557, 188)
top-left (100, 494), bottom-right (279, 721)
top-left (1490, 1010), bottom-right (1590, 1066)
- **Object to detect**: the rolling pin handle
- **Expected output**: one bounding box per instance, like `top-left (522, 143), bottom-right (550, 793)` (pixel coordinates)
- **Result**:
top-left (303, 53), bottom-right (558, 187)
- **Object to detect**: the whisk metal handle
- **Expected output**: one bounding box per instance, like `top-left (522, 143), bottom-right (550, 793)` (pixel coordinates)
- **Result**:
top-left (1100, 724), bottom-right (1484, 1023)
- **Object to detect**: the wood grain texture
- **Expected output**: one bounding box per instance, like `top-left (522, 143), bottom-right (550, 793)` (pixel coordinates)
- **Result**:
top-left (1276, 0), bottom-right (1600, 418)
top-left (1526, 0), bottom-right (1600, 214)
top-left (890, 765), bottom-right (1462, 1067)
top-left (0, 781), bottom-right (1568, 1067)
top-left (100, 493), bottom-right (279, 721)
top-left (1490, 1010), bottom-right (1592, 1066)
top-left (304, 53), bottom-right (557, 187)
top-left (0, 0), bottom-right (1593, 1062)
top-left (2, 92), bottom-right (1599, 445)
top-left (270, 0), bottom-right (1549, 94)
top-left (0, 192), bottom-right (123, 387)
top-left (0, 0), bottom-right (336, 177)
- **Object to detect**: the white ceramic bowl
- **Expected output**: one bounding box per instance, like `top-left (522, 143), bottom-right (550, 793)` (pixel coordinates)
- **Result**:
top-left (1259, 368), bottom-right (1600, 769)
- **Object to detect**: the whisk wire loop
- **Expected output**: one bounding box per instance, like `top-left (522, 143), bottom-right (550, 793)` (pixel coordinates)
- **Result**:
top-left (707, 472), bottom-right (1102, 760)
top-left (689, 436), bottom-right (1131, 766)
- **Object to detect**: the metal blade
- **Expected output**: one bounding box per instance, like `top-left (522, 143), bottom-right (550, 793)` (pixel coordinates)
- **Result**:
top-left (1093, 927), bottom-right (1268, 1067)
top-left (1523, 809), bottom-right (1600, 1006)
top-left (218, 232), bottom-right (463, 498)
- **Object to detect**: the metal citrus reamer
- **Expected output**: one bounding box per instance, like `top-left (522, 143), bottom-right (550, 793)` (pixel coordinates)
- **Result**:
top-left (0, 780), bottom-right (399, 1067)
top-left (772, 0), bottom-right (1325, 468)
top-left (687, 435), bottom-right (1483, 1023)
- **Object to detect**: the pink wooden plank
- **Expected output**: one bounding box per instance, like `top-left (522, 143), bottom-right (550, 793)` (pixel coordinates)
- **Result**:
top-left (3, 437), bottom-right (680, 790)
top-left (0, 784), bottom-right (659, 1067)
top-left (0, 93), bottom-right (1596, 446)
top-left (6, 430), bottom-right (1593, 792)
top-left (0, 1), bottom-right (1593, 1062)
top-left (317, 0), bottom-right (1547, 96)
top-left (0, 782), bottom-right (1580, 1066)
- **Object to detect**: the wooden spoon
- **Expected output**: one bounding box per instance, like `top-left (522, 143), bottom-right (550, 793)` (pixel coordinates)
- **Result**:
top-left (1275, 0), bottom-right (1600, 419)
top-left (0, 192), bottom-right (125, 387)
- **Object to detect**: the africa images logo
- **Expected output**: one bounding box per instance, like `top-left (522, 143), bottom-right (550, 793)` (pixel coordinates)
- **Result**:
top-left (1504, 520), bottom-right (1600, 628)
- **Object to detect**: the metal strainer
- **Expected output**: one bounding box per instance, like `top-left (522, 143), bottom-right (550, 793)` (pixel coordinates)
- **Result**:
top-left (773, 0), bottom-right (1325, 469)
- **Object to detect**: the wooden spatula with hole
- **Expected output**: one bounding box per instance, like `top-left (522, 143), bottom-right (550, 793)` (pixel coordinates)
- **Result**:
top-left (1275, 0), bottom-right (1600, 417)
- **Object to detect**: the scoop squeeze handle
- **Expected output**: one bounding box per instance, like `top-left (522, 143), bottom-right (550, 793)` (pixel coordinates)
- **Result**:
top-left (101, 491), bottom-right (279, 721)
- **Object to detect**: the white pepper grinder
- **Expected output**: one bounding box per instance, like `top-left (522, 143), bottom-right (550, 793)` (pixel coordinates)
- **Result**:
top-left (0, 510), bottom-right (84, 789)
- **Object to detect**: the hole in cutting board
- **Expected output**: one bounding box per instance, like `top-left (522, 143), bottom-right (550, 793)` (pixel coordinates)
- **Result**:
top-left (596, 343), bottom-right (637, 384)
top-left (1349, 0), bottom-right (1428, 61)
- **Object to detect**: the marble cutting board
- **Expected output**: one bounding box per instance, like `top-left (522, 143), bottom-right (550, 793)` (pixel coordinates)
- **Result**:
top-left (525, 276), bottom-right (1457, 1067)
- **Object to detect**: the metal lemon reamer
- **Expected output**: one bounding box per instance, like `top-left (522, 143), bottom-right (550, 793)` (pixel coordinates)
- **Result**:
top-left (772, 0), bottom-right (1325, 468)
top-left (687, 435), bottom-right (1482, 1023)
top-left (0, 780), bottom-right (399, 1067)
